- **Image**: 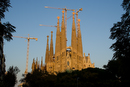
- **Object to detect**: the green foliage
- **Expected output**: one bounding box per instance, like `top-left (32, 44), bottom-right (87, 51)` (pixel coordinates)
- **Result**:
top-left (1, 66), bottom-right (20, 87)
top-left (0, 0), bottom-right (16, 42)
top-left (21, 69), bottom-right (56, 87)
top-left (0, 22), bottom-right (16, 41)
top-left (105, 0), bottom-right (130, 80)
top-left (0, 0), bottom-right (11, 19)
top-left (21, 68), bottom-right (130, 87)
top-left (110, 0), bottom-right (130, 60)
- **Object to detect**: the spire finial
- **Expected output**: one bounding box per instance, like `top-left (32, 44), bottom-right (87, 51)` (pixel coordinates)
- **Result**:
top-left (62, 10), bottom-right (64, 13)
top-left (57, 16), bottom-right (60, 27)
top-left (72, 12), bottom-right (75, 20)
top-left (62, 11), bottom-right (64, 21)
top-left (57, 16), bottom-right (60, 19)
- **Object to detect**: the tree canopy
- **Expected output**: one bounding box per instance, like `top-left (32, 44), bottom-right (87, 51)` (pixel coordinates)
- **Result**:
top-left (21, 68), bottom-right (130, 87)
top-left (0, 0), bottom-right (11, 19)
top-left (104, 0), bottom-right (130, 80)
top-left (0, 66), bottom-right (20, 87)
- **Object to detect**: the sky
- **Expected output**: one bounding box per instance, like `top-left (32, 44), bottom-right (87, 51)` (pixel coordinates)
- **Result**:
top-left (2, 0), bottom-right (124, 86)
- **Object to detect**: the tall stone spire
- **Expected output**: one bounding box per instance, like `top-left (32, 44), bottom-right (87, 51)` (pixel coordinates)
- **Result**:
top-left (55, 16), bottom-right (61, 72)
top-left (45, 35), bottom-right (49, 64)
top-left (71, 12), bottom-right (77, 49)
top-left (50, 31), bottom-right (53, 62)
top-left (77, 19), bottom-right (83, 70)
top-left (41, 57), bottom-right (43, 70)
top-left (77, 19), bottom-right (83, 56)
top-left (61, 10), bottom-right (66, 71)
top-left (55, 16), bottom-right (60, 55)
top-left (31, 58), bottom-right (35, 72)
top-left (71, 12), bottom-right (77, 70)
top-left (36, 57), bottom-right (38, 69)
top-left (61, 10), bottom-right (66, 50)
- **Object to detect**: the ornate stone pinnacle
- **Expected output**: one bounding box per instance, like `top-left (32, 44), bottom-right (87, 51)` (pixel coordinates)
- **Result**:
top-left (57, 16), bottom-right (60, 19)
top-left (62, 10), bottom-right (64, 13)
top-left (72, 12), bottom-right (75, 20)
top-left (72, 12), bottom-right (75, 15)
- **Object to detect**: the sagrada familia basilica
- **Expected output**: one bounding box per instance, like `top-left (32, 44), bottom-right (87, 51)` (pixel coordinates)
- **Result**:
top-left (31, 11), bottom-right (95, 74)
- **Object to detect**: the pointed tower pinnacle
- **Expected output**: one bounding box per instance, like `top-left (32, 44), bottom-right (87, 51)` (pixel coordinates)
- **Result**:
top-left (41, 56), bottom-right (44, 71)
top-left (71, 12), bottom-right (77, 50)
top-left (77, 19), bottom-right (83, 70)
top-left (61, 11), bottom-right (65, 30)
top-left (55, 16), bottom-right (61, 72)
top-left (77, 19), bottom-right (83, 56)
top-left (55, 16), bottom-right (60, 55)
top-left (61, 10), bottom-right (67, 72)
top-left (31, 58), bottom-right (35, 72)
top-left (45, 35), bottom-right (50, 64)
top-left (61, 10), bottom-right (66, 51)
top-left (71, 12), bottom-right (77, 70)
top-left (55, 16), bottom-right (60, 56)
top-left (41, 56), bottom-right (43, 68)
top-left (50, 31), bottom-right (54, 62)
top-left (36, 57), bottom-right (38, 69)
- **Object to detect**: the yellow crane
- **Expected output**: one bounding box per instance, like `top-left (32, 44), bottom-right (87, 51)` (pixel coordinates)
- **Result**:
top-left (45, 6), bottom-right (75, 38)
top-left (13, 34), bottom-right (38, 74)
top-left (39, 24), bottom-right (57, 28)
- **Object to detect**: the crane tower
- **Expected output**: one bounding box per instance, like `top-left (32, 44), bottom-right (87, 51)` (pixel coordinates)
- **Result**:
top-left (13, 34), bottom-right (38, 74)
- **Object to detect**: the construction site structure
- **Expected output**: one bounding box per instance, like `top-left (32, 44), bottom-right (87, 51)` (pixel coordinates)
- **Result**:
top-left (13, 34), bottom-right (38, 74)
top-left (41, 7), bottom-right (82, 39)
top-left (31, 11), bottom-right (94, 74)
top-left (45, 6), bottom-right (75, 39)
top-left (39, 24), bottom-right (57, 28)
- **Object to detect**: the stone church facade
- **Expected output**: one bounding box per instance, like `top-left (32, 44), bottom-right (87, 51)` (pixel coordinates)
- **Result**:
top-left (32, 11), bottom-right (94, 74)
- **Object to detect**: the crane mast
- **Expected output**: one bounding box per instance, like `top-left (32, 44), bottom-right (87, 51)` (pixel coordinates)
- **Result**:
top-left (13, 34), bottom-right (38, 74)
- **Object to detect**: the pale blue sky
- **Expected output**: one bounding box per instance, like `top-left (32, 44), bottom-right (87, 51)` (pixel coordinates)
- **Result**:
top-left (2, 0), bottom-right (124, 86)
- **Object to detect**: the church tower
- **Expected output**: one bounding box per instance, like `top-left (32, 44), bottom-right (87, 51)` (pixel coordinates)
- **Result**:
top-left (77, 19), bottom-right (83, 70)
top-left (71, 12), bottom-right (77, 70)
top-left (55, 16), bottom-right (61, 72)
top-left (50, 31), bottom-right (54, 62)
top-left (31, 58), bottom-right (35, 72)
top-left (60, 11), bottom-right (67, 72)
top-left (34, 9), bottom-right (95, 74)
top-left (45, 36), bottom-right (49, 64)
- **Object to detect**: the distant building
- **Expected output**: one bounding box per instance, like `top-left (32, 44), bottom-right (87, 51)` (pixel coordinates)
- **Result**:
top-left (32, 11), bottom-right (94, 74)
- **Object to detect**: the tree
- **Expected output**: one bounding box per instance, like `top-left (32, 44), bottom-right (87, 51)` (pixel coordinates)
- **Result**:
top-left (21, 69), bottom-right (57, 87)
top-left (0, 66), bottom-right (20, 87)
top-left (105, 0), bottom-right (130, 80)
top-left (0, 0), bottom-right (16, 81)
top-left (110, 0), bottom-right (130, 60)
top-left (0, 0), bottom-right (11, 19)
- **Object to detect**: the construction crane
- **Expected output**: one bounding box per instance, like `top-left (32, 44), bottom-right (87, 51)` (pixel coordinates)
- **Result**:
top-left (13, 34), bottom-right (38, 74)
top-left (39, 24), bottom-right (57, 28)
top-left (45, 6), bottom-right (75, 38)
